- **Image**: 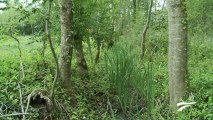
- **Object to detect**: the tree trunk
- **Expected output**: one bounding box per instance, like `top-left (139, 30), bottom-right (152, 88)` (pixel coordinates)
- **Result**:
top-left (59, 0), bottom-right (73, 87)
top-left (167, 0), bottom-right (188, 109)
top-left (87, 37), bottom-right (94, 64)
top-left (31, 23), bottom-right (34, 35)
top-left (133, 0), bottom-right (137, 22)
top-left (141, 0), bottom-right (153, 60)
top-left (74, 35), bottom-right (89, 78)
top-left (95, 38), bottom-right (101, 64)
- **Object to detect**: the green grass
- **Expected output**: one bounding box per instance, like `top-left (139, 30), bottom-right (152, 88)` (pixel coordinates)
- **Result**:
top-left (0, 35), bottom-right (42, 59)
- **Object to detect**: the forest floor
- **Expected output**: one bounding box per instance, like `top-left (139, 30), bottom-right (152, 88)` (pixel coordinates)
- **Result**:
top-left (0, 35), bottom-right (212, 119)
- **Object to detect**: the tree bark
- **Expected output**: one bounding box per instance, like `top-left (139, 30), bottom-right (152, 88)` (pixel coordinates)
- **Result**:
top-left (74, 35), bottom-right (89, 79)
top-left (167, 0), bottom-right (188, 109)
top-left (59, 0), bottom-right (73, 87)
top-left (141, 0), bottom-right (153, 60)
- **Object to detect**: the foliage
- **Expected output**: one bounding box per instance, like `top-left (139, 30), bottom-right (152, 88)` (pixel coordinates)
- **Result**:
top-left (187, 0), bottom-right (213, 36)
top-left (104, 39), bottom-right (154, 118)
top-left (0, 0), bottom-right (213, 119)
top-left (0, 41), bottom-right (53, 119)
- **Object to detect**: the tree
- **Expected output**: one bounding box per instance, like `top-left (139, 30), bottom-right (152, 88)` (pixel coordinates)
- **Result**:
top-left (133, 0), bottom-right (137, 22)
top-left (58, 0), bottom-right (73, 87)
top-left (167, 0), bottom-right (188, 109)
top-left (74, 34), bottom-right (88, 78)
top-left (141, 0), bottom-right (153, 60)
top-left (72, 0), bottom-right (90, 78)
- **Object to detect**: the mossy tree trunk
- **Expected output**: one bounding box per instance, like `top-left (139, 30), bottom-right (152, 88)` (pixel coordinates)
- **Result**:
top-left (59, 0), bottom-right (73, 87)
top-left (74, 34), bottom-right (89, 78)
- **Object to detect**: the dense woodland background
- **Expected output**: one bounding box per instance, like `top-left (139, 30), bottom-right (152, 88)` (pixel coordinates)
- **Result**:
top-left (0, 0), bottom-right (212, 119)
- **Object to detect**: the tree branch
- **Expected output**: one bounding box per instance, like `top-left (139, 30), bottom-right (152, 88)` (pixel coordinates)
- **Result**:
top-left (0, 113), bottom-right (29, 118)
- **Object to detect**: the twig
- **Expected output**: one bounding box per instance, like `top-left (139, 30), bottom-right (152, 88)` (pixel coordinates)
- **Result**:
top-left (55, 99), bottom-right (70, 119)
top-left (18, 83), bottom-right (25, 120)
top-left (0, 102), bottom-right (8, 114)
top-left (0, 113), bottom-right (29, 118)
top-left (8, 35), bottom-right (25, 79)
top-left (107, 96), bottom-right (115, 119)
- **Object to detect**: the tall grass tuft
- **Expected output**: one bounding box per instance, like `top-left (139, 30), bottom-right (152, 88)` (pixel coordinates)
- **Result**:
top-left (104, 40), bottom-right (154, 117)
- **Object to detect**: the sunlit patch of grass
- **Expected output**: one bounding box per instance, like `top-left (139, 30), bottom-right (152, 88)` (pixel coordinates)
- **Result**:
top-left (0, 35), bottom-right (42, 58)
top-left (0, 36), bottom-right (45, 80)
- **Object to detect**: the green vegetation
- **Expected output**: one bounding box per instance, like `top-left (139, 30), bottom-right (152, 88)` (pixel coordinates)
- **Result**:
top-left (0, 0), bottom-right (212, 119)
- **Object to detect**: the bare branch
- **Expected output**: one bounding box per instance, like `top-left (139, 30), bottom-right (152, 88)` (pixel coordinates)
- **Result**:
top-left (18, 83), bottom-right (25, 120)
top-left (0, 113), bottom-right (29, 118)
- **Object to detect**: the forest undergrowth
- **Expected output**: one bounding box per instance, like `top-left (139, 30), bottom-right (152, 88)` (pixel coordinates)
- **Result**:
top-left (0, 33), bottom-right (212, 119)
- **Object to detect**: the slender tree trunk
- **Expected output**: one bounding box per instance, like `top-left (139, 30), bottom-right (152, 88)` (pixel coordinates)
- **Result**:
top-left (161, 0), bottom-right (166, 10)
top-left (109, 0), bottom-right (115, 47)
top-left (141, 0), bottom-right (153, 60)
top-left (74, 35), bottom-right (89, 78)
top-left (21, 23), bottom-right (25, 36)
top-left (167, 0), bottom-right (188, 109)
top-left (45, 0), bottom-right (59, 106)
top-left (41, 33), bottom-right (46, 59)
top-left (87, 37), bottom-right (94, 64)
top-left (31, 23), bottom-right (34, 35)
top-left (133, 0), bottom-right (137, 22)
top-left (59, 0), bottom-right (73, 87)
top-left (10, 27), bottom-right (14, 36)
top-left (95, 38), bottom-right (101, 64)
